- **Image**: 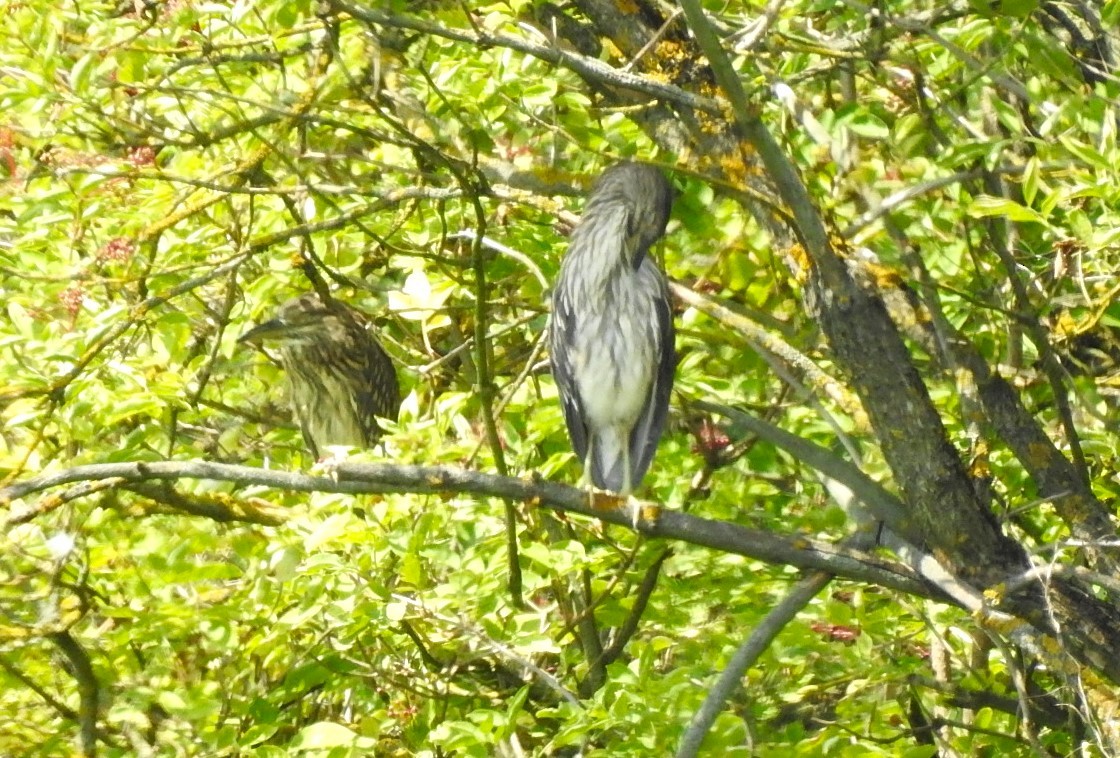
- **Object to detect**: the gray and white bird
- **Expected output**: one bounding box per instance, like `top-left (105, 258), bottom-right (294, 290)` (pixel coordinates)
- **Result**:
top-left (238, 292), bottom-right (401, 458)
top-left (549, 161), bottom-right (676, 495)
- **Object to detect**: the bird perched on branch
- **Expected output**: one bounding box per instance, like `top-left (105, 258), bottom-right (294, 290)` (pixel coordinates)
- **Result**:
top-left (549, 161), bottom-right (676, 496)
top-left (238, 292), bottom-right (401, 457)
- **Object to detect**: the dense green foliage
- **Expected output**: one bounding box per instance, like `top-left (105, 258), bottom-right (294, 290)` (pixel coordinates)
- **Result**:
top-left (2, 0), bottom-right (1120, 755)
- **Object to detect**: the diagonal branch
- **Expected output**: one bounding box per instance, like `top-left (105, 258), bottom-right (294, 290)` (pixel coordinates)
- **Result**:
top-left (693, 400), bottom-right (912, 535)
top-left (50, 631), bottom-right (100, 758)
top-left (677, 570), bottom-right (834, 758)
top-left (595, 547), bottom-right (672, 669)
top-left (678, 0), bottom-right (1018, 578)
top-left (118, 482), bottom-right (287, 525)
top-left (329, 1), bottom-right (718, 115)
top-left (676, 0), bottom-right (1120, 695)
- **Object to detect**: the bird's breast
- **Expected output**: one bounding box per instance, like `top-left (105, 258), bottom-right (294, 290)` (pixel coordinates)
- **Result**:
top-left (282, 344), bottom-right (370, 450)
top-left (569, 274), bottom-right (661, 428)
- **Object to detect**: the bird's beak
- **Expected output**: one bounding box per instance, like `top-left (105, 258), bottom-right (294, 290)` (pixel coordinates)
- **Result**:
top-left (237, 318), bottom-right (287, 345)
top-left (631, 246), bottom-right (648, 271)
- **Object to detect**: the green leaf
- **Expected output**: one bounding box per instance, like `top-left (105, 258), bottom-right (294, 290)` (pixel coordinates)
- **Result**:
top-left (840, 110), bottom-right (890, 140)
top-left (399, 551), bottom-right (424, 586)
top-left (1021, 156), bottom-right (1040, 207)
top-left (101, 393), bottom-right (162, 425)
top-left (290, 722), bottom-right (376, 751)
top-left (6, 302), bottom-right (35, 338)
top-left (967, 194), bottom-right (1048, 224)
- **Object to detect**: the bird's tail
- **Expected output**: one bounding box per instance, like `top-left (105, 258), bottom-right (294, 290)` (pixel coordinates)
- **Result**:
top-left (588, 427), bottom-right (630, 494)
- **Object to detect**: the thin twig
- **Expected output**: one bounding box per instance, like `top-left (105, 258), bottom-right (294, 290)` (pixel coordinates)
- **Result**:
top-left (390, 593), bottom-right (580, 707)
top-left (596, 547), bottom-right (672, 668)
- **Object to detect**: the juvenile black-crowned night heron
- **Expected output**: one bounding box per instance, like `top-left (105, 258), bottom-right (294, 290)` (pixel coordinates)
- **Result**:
top-left (238, 292), bottom-right (401, 457)
top-left (549, 161), bottom-right (676, 496)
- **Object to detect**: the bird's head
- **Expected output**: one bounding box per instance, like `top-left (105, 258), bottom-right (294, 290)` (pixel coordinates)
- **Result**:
top-left (586, 162), bottom-right (674, 268)
top-left (238, 292), bottom-right (350, 348)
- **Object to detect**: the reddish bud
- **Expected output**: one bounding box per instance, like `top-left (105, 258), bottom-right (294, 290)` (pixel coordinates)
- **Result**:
top-left (127, 145), bottom-right (156, 167)
top-left (59, 286), bottom-right (84, 318)
top-left (98, 237), bottom-right (136, 262)
top-left (809, 622), bottom-right (861, 644)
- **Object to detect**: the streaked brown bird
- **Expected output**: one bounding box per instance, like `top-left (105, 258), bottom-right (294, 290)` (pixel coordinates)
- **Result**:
top-left (238, 292), bottom-right (401, 457)
top-left (549, 161), bottom-right (676, 495)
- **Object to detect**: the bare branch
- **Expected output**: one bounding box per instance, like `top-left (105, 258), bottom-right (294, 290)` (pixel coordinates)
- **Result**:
top-left (118, 482), bottom-right (287, 525)
top-left (1, 459), bottom-right (938, 598)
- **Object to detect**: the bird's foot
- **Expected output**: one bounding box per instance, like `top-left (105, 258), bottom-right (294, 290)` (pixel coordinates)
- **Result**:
top-left (627, 496), bottom-right (662, 531)
top-left (311, 446), bottom-right (352, 482)
top-left (587, 490), bottom-right (660, 531)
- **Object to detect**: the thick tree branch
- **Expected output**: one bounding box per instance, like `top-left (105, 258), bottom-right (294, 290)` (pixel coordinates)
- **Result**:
top-left (329, 1), bottom-right (718, 115)
top-left (50, 631), bottom-right (99, 758)
top-left (679, 0), bottom-right (1018, 577)
top-left (1, 460), bottom-right (939, 599)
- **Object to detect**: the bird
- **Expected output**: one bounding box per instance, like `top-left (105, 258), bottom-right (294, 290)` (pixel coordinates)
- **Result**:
top-left (238, 292), bottom-right (401, 458)
top-left (549, 161), bottom-right (676, 496)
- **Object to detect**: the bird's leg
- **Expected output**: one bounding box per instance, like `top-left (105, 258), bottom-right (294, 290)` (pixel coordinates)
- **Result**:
top-left (580, 441), bottom-right (658, 531)
top-left (581, 449), bottom-right (598, 512)
top-left (581, 448), bottom-right (595, 490)
top-left (583, 443), bottom-right (623, 518)
top-left (620, 446), bottom-right (664, 532)
top-left (620, 445), bottom-right (632, 498)
top-left (619, 448), bottom-right (643, 530)
top-left (584, 440), bottom-right (638, 526)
